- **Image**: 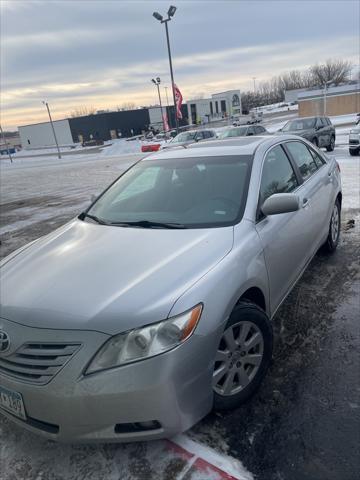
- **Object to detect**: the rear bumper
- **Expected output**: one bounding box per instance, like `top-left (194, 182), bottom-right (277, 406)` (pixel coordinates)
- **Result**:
top-left (0, 318), bottom-right (218, 443)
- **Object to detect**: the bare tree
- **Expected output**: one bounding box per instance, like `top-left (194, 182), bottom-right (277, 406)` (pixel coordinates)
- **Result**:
top-left (310, 59), bottom-right (353, 86)
top-left (117, 102), bottom-right (136, 111)
top-left (70, 106), bottom-right (96, 117)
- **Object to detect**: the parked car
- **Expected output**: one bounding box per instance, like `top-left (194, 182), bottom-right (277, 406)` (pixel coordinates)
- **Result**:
top-left (219, 125), bottom-right (269, 139)
top-left (279, 116), bottom-right (335, 151)
top-left (160, 129), bottom-right (217, 150)
top-left (232, 111), bottom-right (263, 126)
top-left (0, 135), bottom-right (341, 442)
top-left (349, 126), bottom-right (360, 156)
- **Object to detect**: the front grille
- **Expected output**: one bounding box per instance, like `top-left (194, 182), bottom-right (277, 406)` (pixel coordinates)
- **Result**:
top-left (0, 343), bottom-right (81, 385)
top-left (349, 139), bottom-right (359, 145)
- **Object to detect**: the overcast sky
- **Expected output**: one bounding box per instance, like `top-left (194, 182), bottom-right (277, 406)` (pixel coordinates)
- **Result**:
top-left (1, 0), bottom-right (359, 130)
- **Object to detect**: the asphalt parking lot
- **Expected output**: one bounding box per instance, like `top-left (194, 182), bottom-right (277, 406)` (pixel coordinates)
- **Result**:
top-left (0, 144), bottom-right (359, 480)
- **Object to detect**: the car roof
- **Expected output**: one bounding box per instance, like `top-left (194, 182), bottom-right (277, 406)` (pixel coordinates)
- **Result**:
top-left (145, 135), bottom-right (299, 160)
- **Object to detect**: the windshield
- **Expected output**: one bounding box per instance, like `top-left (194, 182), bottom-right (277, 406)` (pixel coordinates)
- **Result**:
top-left (220, 127), bottom-right (247, 138)
top-left (171, 132), bottom-right (197, 143)
top-left (282, 118), bottom-right (316, 131)
top-left (86, 155), bottom-right (253, 228)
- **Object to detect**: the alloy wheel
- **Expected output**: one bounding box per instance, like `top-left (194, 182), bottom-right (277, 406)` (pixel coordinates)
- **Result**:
top-left (213, 321), bottom-right (264, 396)
top-left (331, 204), bottom-right (339, 244)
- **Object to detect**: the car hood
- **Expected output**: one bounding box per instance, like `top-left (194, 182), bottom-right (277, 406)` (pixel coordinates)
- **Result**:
top-left (0, 219), bottom-right (234, 335)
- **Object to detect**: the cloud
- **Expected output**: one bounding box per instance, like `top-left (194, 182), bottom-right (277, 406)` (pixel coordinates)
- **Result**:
top-left (1, 0), bottom-right (359, 129)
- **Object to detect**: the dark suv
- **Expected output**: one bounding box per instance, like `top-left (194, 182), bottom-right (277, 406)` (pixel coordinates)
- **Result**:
top-left (279, 116), bottom-right (335, 151)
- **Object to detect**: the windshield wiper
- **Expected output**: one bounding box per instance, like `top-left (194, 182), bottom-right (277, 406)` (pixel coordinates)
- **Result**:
top-left (110, 220), bottom-right (187, 229)
top-left (80, 213), bottom-right (110, 225)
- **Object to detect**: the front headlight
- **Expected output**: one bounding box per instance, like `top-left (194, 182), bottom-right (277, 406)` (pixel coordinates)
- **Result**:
top-left (85, 304), bottom-right (203, 374)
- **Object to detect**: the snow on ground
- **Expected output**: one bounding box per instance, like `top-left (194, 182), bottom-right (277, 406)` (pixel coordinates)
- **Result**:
top-left (0, 113), bottom-right (359, 480)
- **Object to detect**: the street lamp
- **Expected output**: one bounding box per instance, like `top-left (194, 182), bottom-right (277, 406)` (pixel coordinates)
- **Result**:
top-left (252, 77), bottom-right (257, 92)
top-left (323, 81), bottom-right (331, 116)
top-left (151, 77), bottom-right (166, 133)
top-left (153, 5), bottom-right (179, 134)
top-left (42, 101), bottom-right (61, 159)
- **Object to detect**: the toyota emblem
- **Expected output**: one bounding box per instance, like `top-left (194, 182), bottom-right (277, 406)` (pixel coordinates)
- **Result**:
top-left (0, 331), bottom-right (10, 353)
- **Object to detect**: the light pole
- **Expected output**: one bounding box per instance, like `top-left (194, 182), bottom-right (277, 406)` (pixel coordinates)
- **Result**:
top-left (153, 6), bottom-right (179, 134)
top-left (252, 77), bottom-right (256, 92)
top-left (42, 101), bottom-right (61, 159)
top-left (0, 124), bottom-right (13, 163)
top-left (151, 77), bottom-right (166, 133)
top-left (323, 81), bottom-right (331, 116)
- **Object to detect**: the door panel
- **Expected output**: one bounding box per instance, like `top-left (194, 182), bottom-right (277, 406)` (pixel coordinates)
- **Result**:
top-left (255, 145), bottom-right (314, 313)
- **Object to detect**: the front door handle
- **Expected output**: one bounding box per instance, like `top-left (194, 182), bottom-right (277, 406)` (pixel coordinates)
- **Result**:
top-left (302, 198), bottom-right (309, 208)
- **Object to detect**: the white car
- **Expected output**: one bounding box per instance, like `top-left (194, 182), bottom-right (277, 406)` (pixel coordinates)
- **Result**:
top-left (349, 127), bottom-right (360, 156)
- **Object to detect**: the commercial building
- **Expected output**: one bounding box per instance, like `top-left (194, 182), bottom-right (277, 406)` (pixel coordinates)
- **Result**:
top-left (186, 90), bottom-right (242, 124)
top-left (18, 105), bottom-right (188, 148)
top-left (298, 83), bottom-right (360, 117)
top-left (17, 89), bottom-right (242, 148)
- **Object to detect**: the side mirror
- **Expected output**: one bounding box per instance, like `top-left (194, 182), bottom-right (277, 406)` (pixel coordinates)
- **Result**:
top-left (261, 193), bottom-right (300, 216)
top-left (248, 132), bottom-right (254, 136)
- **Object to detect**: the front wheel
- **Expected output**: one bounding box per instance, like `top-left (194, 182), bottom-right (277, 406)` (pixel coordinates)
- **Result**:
top-left (349, 149), bottom-right (359, 156)
top-left (312, 137), bottom-right (319, 147)
top-left (326, 136), bottom-right (335, 152)
top-left (323, 199), bottom-right (341, 253)
top-left (213, 302), bottom-right (273, 410)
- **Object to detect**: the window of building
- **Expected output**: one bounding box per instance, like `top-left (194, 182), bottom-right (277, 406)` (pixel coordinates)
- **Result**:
top-left (210, 102), bottom-right (213, 115)
top-left (215, 101), bottom-right (219, 114)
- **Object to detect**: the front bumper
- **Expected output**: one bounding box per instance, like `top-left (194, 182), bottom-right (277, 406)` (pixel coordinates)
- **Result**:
top-left (0, 317), bottom-right (217, 442)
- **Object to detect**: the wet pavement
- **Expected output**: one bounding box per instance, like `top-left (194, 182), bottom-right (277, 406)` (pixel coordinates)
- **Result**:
top-left (0, 149), bottom-right (359, 480)
top-left (191, 209), bottom-right (360, 480)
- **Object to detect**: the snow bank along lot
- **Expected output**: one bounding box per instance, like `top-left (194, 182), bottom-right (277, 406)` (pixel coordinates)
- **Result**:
top-left (0, 114), bottom-right (359, 480)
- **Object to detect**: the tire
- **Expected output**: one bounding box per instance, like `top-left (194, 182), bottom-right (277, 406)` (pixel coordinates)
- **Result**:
top-left (349, 149), bottom-right (359, 156)
top-left (323, 199), bottom-right (341, 253)
top-left (213, 301), bottom-right (273, 410)
top-left (326, 136), bottom-right (335, 152)
top-left (312, 137), bottom-right (319, 147)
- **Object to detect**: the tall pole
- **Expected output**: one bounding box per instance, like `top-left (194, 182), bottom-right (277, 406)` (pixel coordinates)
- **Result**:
top-left (156, 83), bottom-right (166, 133)
top-left (43, 101), bottom-right (61, 159)
top-left (164, 20), bottom-right (179, 134)
top-left (323, 83), bottom-right (327, 116)
top-left (252, 77), bottom-right (256, 92)
top-left (0, 125), bottom-right (13, 163)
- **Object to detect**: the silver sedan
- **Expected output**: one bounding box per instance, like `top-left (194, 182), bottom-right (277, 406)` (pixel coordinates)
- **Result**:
top-left (0, 135), bottom-right (341, 442)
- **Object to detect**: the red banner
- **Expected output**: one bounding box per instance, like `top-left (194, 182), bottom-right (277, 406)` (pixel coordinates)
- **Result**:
top-left (173, 83), bottom-right (183, 119)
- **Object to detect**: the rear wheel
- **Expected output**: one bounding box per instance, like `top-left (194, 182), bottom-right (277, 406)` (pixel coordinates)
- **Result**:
top-left (323, 199), bottom-right (341, 253)
top-left (326, 136), bottom-right (335, 152)
top-left (213, 302), bottom-right (273, 410)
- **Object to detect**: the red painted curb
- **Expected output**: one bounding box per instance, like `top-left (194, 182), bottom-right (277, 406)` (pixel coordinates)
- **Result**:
top-left (166, 439), bottom-right (239, 480)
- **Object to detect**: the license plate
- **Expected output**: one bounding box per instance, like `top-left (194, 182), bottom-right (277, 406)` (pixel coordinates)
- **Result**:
top-left (0, 385), bottom-right (26, 420)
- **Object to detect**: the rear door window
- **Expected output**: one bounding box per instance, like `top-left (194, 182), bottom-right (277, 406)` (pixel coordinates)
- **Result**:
top-left (308, 147), bottom-right (326, 168)
top-left (286, 141), bottom-right (318, 181)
